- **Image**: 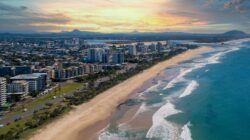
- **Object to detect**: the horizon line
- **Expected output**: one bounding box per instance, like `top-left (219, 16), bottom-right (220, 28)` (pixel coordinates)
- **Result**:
top-left (0, 30), bottom-right (248, 35)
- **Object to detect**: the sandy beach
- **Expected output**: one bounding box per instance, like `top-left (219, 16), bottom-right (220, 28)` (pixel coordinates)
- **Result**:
top-left (29, 47), bottom-right (211, 140)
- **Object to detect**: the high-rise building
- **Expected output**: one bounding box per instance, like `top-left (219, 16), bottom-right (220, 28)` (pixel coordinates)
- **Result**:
top-left (87, 48), bottom-right (104, 63)
top-left (128, 45), bottom-right (137, 55)
top-left (102, 53), bottom-right (110, 64)
top-left (0, 77), bottom-right (7, 106)
top-left (102, 47), bottom-right (112, 63)
top-left (149, 44), bottom-right (157, 52)
top-left (141, 46), bottom-right (148, 54)
top-left (112, 51), bottom-right (125, 64)
top-left (157, 42), bottom-right (163, 53)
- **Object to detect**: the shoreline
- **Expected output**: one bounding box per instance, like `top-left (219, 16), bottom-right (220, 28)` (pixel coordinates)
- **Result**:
top-left (29, 47), bottom-right (212, 140)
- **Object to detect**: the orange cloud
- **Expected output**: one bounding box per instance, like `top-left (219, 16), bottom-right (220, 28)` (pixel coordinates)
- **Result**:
top-left (29, 0), bottom-right (209, 32)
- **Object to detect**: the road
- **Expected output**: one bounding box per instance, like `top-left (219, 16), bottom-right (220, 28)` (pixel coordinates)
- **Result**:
top-left (0, 83), bottom-right (85, 126)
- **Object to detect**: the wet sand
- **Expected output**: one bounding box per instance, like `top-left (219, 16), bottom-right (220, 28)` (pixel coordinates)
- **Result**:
top-left (29, 47), bottom-right (211, 140)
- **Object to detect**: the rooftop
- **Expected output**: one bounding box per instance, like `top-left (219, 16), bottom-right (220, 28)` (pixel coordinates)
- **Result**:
top-left (12, 80), bottom-right (28, 84)
top-left (0, 77), bottom-right (6, 81)
top-left (11, 73), bottom-right (47, 80)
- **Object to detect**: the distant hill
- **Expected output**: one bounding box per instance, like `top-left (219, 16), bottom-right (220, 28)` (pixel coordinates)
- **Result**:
top-left (223, 30), bottom-right (248, 36)
top-left (59, 29), bottom-right (100, 36)
top-left (0, 29), bottom-right (249, 43)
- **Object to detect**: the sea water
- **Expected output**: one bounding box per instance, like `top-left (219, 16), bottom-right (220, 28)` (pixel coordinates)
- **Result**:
top-left (99, 38), bottom-right (250, 140)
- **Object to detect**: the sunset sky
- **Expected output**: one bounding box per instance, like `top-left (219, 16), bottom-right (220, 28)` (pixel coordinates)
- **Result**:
top-left (0, 0), bottom-right (250, 33)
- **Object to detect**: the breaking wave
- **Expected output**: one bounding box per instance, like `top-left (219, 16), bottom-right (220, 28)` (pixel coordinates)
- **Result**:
top-left (179, 81), bottom-right (199, 98)
top-left (146, 101), bottom-right (181, 139)
top-left (179, 122), bottom-right (193, 140)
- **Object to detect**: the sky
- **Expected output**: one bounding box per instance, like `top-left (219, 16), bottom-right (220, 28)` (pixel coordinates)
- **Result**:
top-left (0, 0), bottom-right (250, 33)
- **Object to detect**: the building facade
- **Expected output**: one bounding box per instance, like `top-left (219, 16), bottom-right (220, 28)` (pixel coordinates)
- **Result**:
top-left (7, 80), bottom-right (29, 96)
top-left (13, 66), bottom-right (32, 76)
top-left (87, 48), bottom-right (104, 63)
top-left (0, 78), bottom-right (7, 106)
top-left (112, 52), bottom-right (124, 64)
top-left (128, 45), bottom-right (137, 56)
top-left (10, 73), bottom-right (47, 93)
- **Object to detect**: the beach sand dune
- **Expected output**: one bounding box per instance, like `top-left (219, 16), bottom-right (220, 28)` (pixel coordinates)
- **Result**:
top-left (29, 47), bottom-right (211, 140)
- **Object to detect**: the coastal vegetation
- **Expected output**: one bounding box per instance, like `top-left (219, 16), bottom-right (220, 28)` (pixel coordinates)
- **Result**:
top-left (0, 103), bottom-right (70, 140)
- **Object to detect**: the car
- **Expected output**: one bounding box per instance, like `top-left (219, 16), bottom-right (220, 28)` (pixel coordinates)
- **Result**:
top-left (23, 108), bottom-right (28, 112)
top-left (0, 124), bottom-right (4, 128)
top-left (17, 117), bottom-right (22, 121)
top-left (45, 102), bottom-right (53, 106)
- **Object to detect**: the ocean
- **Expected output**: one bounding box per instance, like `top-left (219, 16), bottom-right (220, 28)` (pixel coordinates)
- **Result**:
top-left (98, 38), bottom-right (250, 140)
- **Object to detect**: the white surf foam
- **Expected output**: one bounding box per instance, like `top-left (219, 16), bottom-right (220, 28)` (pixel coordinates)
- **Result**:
top-left (138, 80), bottom-right (165, 98)
top-left (163, 68), bottom-right (192, 90)
top-left (164, 45), bottom-right (243, 91)
top-left (145, 46), bottom-right (243, 140)
top-left (179, 122), bottom-right (193, 140)
top-left (146, 80), bottom-right (163, 92)
top-left (99, 40), bottom-right (250, 140)
top-left (179, 81), bottom-right (199, 98)
top-left (134, 101), bottom-right (165, 117)
top-left (132, 103), bottom-right (148, 119)
top-left (146, 101), bottom-right (181, 139)
top-left (225, 38), bottom-right (250, 45)
top-left (98, 131), bottom-right (128, 140)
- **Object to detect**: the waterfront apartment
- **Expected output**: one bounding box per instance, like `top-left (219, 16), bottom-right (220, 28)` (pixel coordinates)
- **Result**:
top-left (0, 78), bottom-right (7, 107)
top-left (10, 73), bottom-right (47, 93)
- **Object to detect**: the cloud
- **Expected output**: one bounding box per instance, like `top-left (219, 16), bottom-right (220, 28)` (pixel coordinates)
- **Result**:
top-left (0, 2), bottom-right (71, 32)
top-left (0, 0), bottom-right (250, 33)
top-left (224, 0), bottom-right (249, 12)
top-left (203, 0), bottom-right (215, 7)
top-left (0, 2), bottom-right (28, 12)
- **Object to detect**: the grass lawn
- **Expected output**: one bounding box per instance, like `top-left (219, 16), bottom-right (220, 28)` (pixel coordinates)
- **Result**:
top-left (0, 102), bottom-right (71, 138)
top-left (28, 82), bottom-right (82, 107)
top-left (0, 116), bottom-right (30, 135)
top-left (0, 82), bottom-right (82, 137)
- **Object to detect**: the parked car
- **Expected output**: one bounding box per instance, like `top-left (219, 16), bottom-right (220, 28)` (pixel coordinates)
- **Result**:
top-left (45, 102), bottom-right (53, 106)
top-left (23, 108), bottom-right (28, 112)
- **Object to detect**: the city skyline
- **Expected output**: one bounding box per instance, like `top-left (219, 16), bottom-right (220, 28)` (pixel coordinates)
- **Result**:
top-left (0, 0), bottom-right (250, 33)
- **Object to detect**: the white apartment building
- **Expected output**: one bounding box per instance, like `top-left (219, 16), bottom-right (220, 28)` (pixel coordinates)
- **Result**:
top-left (0, 77), bottom-right (7, 106)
